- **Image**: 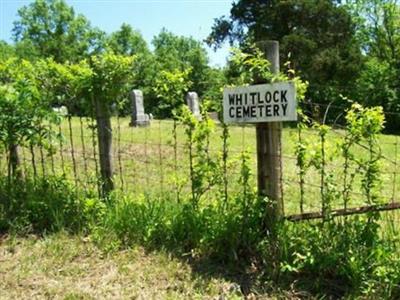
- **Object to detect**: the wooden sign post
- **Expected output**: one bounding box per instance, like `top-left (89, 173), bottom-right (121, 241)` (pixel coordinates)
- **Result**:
top-left (257, 41), bottom-right (283, 225)
top-left (223, 41), bottom-right (294, 278)
top-left (223, 41), bottom-right (295, 226)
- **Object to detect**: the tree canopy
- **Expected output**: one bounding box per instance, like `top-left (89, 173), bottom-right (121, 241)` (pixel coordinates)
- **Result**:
top-left (346, 0), bottom-right (400, 130)
top-left (108, 23), bottom-right (150, 57)
top-left (152, 29), bottom-right (209, 95)
top-left (4, 0), bottom-right (400, 129)
top-left (12, 0), bottom-right (104, 62)
top-left (208, 0), bottom-right (364, 106)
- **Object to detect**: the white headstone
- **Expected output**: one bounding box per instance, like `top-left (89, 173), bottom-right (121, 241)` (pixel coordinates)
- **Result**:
top-left (130, 89), bottom-right (150, 127)
top-left (186, 92), bottom-right (202, 120)
top-left (52, 106), bottom-right (68, 116)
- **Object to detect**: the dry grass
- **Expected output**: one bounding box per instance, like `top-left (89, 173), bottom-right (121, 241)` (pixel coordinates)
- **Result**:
top-left (0, 232), bottom-right (251, 299)
top-left (0, 232), bottom-right (313, 299)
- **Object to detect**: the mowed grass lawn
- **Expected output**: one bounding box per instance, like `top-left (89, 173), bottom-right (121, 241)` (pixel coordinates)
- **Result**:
top-left (1, 117), bottom-right (399, 215)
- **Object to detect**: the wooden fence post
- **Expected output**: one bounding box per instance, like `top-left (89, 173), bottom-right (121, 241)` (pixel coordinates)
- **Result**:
top-left (256, 39), bottom-right (283, 281)
top-left (256, 41), bottom-right (283, 220)
top-left (95, 97), bottom-right (114, 196)
top-left (8, 143), bottom-right (22, 179)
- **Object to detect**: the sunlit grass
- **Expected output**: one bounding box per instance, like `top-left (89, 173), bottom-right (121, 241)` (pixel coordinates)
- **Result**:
top-left (0, 232), bottom-right (245, 299)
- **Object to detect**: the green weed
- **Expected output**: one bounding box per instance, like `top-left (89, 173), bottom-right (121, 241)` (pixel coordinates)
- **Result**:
top-left (0, 176), bottom-right (92, 234)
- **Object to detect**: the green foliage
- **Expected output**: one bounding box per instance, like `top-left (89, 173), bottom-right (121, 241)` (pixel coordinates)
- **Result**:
top-left (295, 100), bottom-right (386, 217)
top-left (280, 218), bottom-right (400, 298)
top-left (227, 46), bottom-right (274, 85)
top-left (0, 98), bottom-right (397, 298)
top-left (200, 67), bottom-right (227, 113)
top-left (0, 58), bottom-right (59, 153)
top-left (0, 41), bottom-right (15, 62)
top-left (208, 0), bottom-right (363, 108)
top-left (7, 2), bottom-right (220, 119)
top-left (35, 58), bottom-right (93, 113)
top-left (32, 53), bottom-right (135, 115)
top-left (153, 68), bottom-right (192, 118)
top-left (346, 0), bottom-right (400, 131)
top-left (179, 104), bottom-right (221, 208)
top-left (346, 103), bottom-right (385, 141)
top-left (0, 176), bottom-right (89, 233)
top-left (345, 103), bottom-right (385, 205)
top-left (152, 29), bottom-right (209, 96)
top-left (2, 2), bottom-right (400, 296)
top-left (226, 45), bottom-right (309, 103)
top-left (12, 0), bottom-right (104, 62)
top-left (89, 52), bottom-right (136, 108)
top-left (108, 23), bottom-right (150, 57)
top-left (355, 58), bottom-right (397, 108)
top-left (347, 0), bottom-right (400, 63)
top-left (93, 167), bottom-right (265, 263)
top-left (0, 53), bottom-right (135, 183)
top-left (107, 23), bottom-right (154, 115)
top-left (353, 57), bottom-right (399, 130)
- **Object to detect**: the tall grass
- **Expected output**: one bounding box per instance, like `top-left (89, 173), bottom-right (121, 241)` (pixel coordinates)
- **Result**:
top-left (279, 216), bottom-right (400, 298)
top-left (0, 176), bottom-right (90, 234)
top-left (1, 173), bottom-right (400, 298)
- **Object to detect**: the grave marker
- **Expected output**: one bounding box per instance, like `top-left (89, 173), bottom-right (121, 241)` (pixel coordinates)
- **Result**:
top-left (130, 89), bottom-right (150, 127)
top-left (186, 92), bottom-right (202, 120)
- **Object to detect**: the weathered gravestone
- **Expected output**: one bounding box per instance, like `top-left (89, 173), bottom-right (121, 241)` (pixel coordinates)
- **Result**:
top-left (186, 92), bottom-right (202, 120)
top-left (130, 89), bottom-right (150, 127)
top-left (208, 111), bottom-right (220, 123)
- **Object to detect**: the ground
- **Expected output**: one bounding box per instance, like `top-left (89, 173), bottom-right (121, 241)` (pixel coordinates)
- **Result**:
top-left (0, 232), bottom-right (256, 299)
top-left (0, 232), bottom-right (312, 299)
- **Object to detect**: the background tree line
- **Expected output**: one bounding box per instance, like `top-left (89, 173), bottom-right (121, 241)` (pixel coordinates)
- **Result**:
top-left (208, 0), bottom-right (400, 131)
top-left (1, 0), bottom-right (399, 130)
top-left (0, 0), bottom-right (227, 119)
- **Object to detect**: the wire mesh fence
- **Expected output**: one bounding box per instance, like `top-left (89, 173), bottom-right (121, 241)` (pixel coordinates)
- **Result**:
top-left (1, 103), bottom-right (400, 220)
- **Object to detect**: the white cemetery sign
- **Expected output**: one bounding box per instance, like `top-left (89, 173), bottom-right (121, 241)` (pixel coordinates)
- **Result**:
top-left (223, 82), bottom-right (296, 123)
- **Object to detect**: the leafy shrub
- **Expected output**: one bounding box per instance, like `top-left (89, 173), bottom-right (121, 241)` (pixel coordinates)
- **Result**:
top-left (93, 187), bottom-right (266, 263)
top-left (0, 176), bottom-right (90, 234)
top-left (279, 217), bottom-right (400, 298)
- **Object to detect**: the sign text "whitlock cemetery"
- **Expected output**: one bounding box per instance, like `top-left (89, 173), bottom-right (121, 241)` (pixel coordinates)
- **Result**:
top-left (223, 82), bottom-right (297, 123)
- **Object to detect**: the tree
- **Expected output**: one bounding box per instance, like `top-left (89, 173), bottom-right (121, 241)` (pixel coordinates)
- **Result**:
top-left (207, 0), bottom-right (363, 109)
top-left (354, 57), bottom-right (397, 111)
top-left (34, 58), bottom-right (93, 115)
top-left (108, 23), bottom-right (150, 56)
top-left (0, 58), bottom-right (59, 179)
top-left (12, 0), bottom-right (105, 62)
top-left (108, 24), bottom-right (154, 115)
top-left (152, 29), bottom-right (210, 98)
top-left (153, 68), bottom-right (192, 118)
top-left (346, 0), bottom-right (400, 130)
top-left (347, 0), bottom-right (400, 61)
top-left (201, 67), bottom-right (227, 112)
top-left (0, 41), bottom-right (15, 62)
